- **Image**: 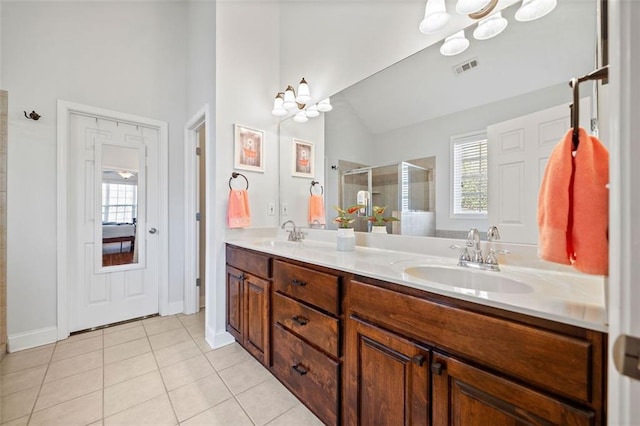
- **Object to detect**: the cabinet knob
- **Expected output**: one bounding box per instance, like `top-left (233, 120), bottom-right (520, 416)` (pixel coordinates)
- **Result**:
top-left (291, 363), bottom-right (308, 375)
top-left (431, 362), bottom-right (445, 376)
top-left (412, 355), bottom-right (426, 366)
top-left (291, 279), bottom-right (307, 287)
top-left (291, 316), bottom-right (309, 326)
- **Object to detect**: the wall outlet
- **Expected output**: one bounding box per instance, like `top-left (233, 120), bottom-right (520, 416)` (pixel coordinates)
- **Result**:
top-left (280, 202), bottom-right (288, 216)
top-left (268, 202), bottom-right (275, 216)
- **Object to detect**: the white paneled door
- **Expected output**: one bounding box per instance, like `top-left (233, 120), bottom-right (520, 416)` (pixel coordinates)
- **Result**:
top-left (67, 112), bottom-right (162, 332)
top-left (487, 98), bottom-right (591, 244)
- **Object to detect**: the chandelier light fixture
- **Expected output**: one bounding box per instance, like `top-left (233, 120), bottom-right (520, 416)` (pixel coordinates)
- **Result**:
top-left (271, 78), bottom-right (332, 123)
top-left (420, 0), bottom-right (557, 56)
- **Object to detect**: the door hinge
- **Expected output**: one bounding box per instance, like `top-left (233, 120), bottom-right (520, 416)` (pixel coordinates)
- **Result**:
top-left (196, 278), bottom-right (201, 287)
top-left (196, 147), bottom-right (201, 156)
top-left (196, 212), bottom-right (201, 221)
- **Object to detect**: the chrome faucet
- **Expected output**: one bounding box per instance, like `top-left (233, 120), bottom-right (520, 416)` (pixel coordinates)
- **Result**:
top-left (451, 226), bottom-right (508, 271)
top-left (281, 220), bottom-right (304, 242)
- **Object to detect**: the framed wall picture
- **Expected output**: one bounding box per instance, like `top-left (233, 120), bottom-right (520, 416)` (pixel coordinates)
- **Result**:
top-left (292, 138), bottom-right (314, 178)
top-left (234, 124), bottom-right (264, 172)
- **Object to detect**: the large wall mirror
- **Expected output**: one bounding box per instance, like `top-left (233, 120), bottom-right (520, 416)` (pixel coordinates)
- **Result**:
top-left (279, 0), bottom-right (600, 244)
top-left (95, 140), bottom-right (146, 271)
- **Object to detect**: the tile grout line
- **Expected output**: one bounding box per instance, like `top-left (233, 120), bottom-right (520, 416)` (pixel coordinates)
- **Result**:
top-left (144, 318), bottom-right (182, 425)
top-left (25, 341), bottom-right (58, 425)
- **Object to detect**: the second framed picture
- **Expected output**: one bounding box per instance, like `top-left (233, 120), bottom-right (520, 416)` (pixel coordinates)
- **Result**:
top-left (291, 138), bottom-right (314, 178)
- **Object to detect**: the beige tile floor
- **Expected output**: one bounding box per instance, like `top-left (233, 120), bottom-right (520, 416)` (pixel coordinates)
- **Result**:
top-left (0, 311), bottom-right (323, 426)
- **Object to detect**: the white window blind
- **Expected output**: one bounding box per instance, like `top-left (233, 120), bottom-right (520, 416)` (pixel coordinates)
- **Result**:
top-left (451, 133), bottom-right (488, 217)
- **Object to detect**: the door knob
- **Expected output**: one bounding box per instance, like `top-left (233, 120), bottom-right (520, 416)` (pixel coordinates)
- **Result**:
top-left (148, 228), bottom-right (157, 234)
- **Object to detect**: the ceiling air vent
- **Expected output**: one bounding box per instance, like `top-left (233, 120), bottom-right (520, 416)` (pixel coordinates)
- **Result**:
top-left (453, 58), bottom-right (479, 76)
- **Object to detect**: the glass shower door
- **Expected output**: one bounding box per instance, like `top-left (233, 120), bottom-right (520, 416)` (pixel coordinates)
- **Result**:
top-left (340, 168), bottom-right (371, 232)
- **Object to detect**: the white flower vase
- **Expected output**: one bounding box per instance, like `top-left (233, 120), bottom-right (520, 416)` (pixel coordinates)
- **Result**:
top-left (336, 227), bottom-right (356, 251)
top-left (371, 225), bottom-right (387, 234)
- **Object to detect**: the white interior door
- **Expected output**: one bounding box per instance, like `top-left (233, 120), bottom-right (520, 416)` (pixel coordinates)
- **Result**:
top-left (487, 98), bottom-right (591, 244)
top-left (67, 113), bottom-right (161, 332)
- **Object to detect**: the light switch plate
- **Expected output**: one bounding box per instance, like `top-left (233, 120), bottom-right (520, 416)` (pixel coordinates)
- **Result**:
top-left (268, 202), bottom-right (275, 216)
top-left (281, 203), bottom-right (288, 216)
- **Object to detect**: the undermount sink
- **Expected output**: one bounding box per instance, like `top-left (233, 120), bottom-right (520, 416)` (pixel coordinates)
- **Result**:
top-left (402, 265), bottom-right (533, 294)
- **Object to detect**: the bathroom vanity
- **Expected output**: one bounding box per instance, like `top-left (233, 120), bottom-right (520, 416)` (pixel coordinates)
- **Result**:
top-left (225, 238), bottom-right (606, 425)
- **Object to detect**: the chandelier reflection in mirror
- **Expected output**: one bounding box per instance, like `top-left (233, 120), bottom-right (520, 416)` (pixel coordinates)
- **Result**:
top-left (271, 78), bottom-right (332, 123)
top-left (420, 0), bottom-right (557, 56)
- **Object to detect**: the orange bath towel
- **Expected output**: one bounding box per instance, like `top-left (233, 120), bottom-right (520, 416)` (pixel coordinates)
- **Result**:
top-left (538, 128), bottom-right (609, 275)
top-left (228, 189), bottom-right (251, 228)
top-left (308, 194), bottom-right (326, 225)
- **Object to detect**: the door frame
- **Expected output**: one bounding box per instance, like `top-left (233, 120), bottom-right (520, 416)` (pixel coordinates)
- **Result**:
top-left (183, 104), bottom-right (211, 314)
top-left (56, 100), bottom-right (169, 340)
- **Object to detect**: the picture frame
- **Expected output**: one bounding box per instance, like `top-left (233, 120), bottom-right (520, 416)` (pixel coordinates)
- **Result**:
top-left (234, 124), bottom-right (265, 172)
top-left (291, 138), bottom-right (314, 178)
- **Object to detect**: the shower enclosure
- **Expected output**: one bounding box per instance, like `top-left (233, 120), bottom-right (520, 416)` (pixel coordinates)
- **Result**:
top-left (340, 159), bottom-right (435, 235)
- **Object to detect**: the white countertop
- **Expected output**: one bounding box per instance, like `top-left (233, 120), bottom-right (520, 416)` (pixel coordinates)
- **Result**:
top-left (226, 228), bottom-right (607, 332)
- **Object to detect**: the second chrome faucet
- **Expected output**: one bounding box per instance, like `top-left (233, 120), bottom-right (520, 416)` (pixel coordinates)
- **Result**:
top-left (452, 226), bottom-right (508, 271)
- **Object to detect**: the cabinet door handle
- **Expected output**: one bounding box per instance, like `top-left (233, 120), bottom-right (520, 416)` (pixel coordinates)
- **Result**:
top-left (431, 362), bottom-right (445, 376)
top-left (291, 363), bottom-right (308, 375)
top-left (291, 316), bottom-right (309, 326)
top-left (291, 279), bottom-right (307, 287)
top-left (412, 355), bottom-right (426, 366)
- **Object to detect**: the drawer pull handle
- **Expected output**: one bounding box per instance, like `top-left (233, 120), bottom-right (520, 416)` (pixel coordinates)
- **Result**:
top-left (291, 316), bottom-right (309, 326)
top-left (413, 355), bottom-right (426, 367)
top-left (291, 279), bottom-right (307, 287)
top-left (431, 362), bottom-right (445, 376)
top-left (291, 363), bottom-right (308, 375)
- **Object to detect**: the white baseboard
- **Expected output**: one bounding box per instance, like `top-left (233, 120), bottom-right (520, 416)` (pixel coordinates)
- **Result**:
top-left (166, 301), bottom-right (184, 316)
top-left (8, 326), bottom-right (58, 353)
top-left (206, 329), bottom-right (235, 350)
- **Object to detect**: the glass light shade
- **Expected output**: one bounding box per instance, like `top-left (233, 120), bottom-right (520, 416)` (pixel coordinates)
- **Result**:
top-left (440, 30), bottom-right (470, 56)
top-left (515, 0), bottom-right (557, 22)
top-left (283, 86), bottom-right (296, 109)
top-left (295, 78), bottom-right (311, 103)
top-left (419, 0), bottom-right (451, 34)
top-left (305, 105), bottom-right (320, 118)
top-left (456, 0), bottom-right (492, 15)
top-left (118, 171), bottom-right (134, 180)
top-left (473, 12), bottom-right (508, 40)
top-left (293, 111), bottom-right (309, 123)
top-left (317, 98), bottom-right (333, 112)
top-left (271, 93), bottom-right (287, 116)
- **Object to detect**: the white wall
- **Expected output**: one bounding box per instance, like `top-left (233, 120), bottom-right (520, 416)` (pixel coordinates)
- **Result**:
top-left (2, 1), bottom-right (188, 340)
top-left (213, 1), bottom-right (279, 346)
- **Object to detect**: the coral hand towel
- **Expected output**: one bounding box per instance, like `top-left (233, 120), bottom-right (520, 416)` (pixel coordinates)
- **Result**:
top-left (538, 128), bottom-right (609, 275)
top-left (308, 194), bottom-right (326, 225)
top-left (538, 129), bottom-right (574, 265)
top-left (572, 130), bottom-right (609, 275)
top-left (228, 189), bottom-right (251, 228)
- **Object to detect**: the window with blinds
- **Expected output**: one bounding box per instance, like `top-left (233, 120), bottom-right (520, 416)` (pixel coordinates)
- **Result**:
top-left (451, 133), bottom-right (488, 218)
top-left (102, 183), bottom-right (137, 223)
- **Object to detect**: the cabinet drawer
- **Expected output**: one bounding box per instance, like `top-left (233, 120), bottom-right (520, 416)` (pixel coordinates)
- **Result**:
top-left (273, 292), bottom-right (339, 358)
top-left (272, 324), bottom-right (339, 426)
top-left (274, 260), bottom-right (340, 315)
top-left (347, 279), bottom-right (597, 405)
top-left (226, 245), bottom-right (271, 279)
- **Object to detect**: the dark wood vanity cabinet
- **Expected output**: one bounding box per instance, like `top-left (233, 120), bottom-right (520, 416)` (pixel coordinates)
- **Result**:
top-left (225, 246), bottom-right (271, 367)
top-left (271, 259), bottom-right (343, 425)
top-left (344, 278), bottom-right (606, 425)
top-left (225, 245), bottom-right (607, 425)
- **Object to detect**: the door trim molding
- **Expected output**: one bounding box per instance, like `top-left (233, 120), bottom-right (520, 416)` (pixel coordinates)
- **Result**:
top-left (184, 104), bottom-right (210, 315)
top-left (56, 100), bottom-right (169, 340)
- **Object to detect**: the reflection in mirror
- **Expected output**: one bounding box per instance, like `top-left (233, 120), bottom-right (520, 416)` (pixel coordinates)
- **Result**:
top-left (96, 142), bottom-right (145, 269)
top-left (281, 0), bottom-right (598, 243)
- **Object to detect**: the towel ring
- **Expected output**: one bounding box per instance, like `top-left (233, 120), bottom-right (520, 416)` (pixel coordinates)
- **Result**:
top-left (310, 180), bottom-right (323, 195)
top-left (229, 172), bottom-right (249, 190)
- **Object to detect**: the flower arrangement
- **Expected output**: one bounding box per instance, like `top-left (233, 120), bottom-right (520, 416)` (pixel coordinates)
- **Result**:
top-left (366, 205), bottom-right (400, 226)
top-left (333, 204), bottom-right (365, 228)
